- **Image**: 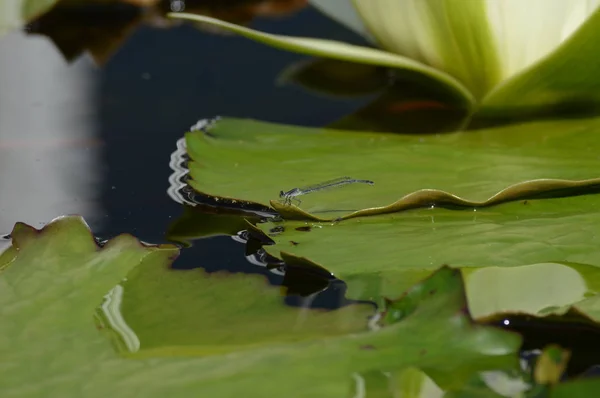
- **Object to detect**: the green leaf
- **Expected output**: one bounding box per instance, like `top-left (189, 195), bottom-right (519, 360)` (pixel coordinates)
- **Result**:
top-left (258, 196), bottom-right (600, 309)
top-left (551, 379), bottom-right (600, 397)
top-left (111, 263), bottom-right (522, 393)
top-left (108, 258), bottom-right (374, 357)
top-left (182, 116), bottom-right (600, 320)
top-left (0, 217), bottom-right (521, 396)
top-left (565, 291), bottom-right (600, 323)
top-left (185, 117), bottom-right (600, 221)
top-left (464, 262), bottom-right (600, 320)
top-left (0, 216), bottom-right (179, 396)
top-left (0, 0), bottom-right (58, 36)
top-left (167, 12), bottom-right (475, 108)
top-left (381, 266), bottom-right (467, 326)
top-left (480, 6), bottom-right (600, 117)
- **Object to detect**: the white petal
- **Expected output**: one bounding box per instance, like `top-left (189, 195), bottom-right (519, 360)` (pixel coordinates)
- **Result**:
top-left (352, 0), bottom-right (502, 99)
top-left (349, 0), bottom-right (600, 98)
top-left (485, 0), bottom-right (600, 80)
top-left (309, 0), bottom-right (374, 41)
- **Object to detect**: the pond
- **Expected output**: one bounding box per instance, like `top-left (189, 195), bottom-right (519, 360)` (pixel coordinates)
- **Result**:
top-left (3, 1), bottom-right (600, 397)
top-left (0, 1), bottom-right (371, 297)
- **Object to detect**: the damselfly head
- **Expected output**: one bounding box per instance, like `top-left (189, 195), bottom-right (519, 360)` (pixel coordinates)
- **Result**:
top-left (279, 190), bottom-right (285, 198)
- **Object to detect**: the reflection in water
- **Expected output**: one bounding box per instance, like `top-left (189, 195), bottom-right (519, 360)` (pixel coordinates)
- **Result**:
top-left (167, 125), bottom-right (276, 217)
top-left (281, 59), bottom-right (471, 134)
top-left (0, 31), bottom-right (99, 233)
top-left (100, 284), bottom-right (140, 353)
top-left (27, 0), bottom-right (309, 65)
top-left (489, 312), bottom-right (600, 378)
top-left (26, 1), bottom-right (145, 65)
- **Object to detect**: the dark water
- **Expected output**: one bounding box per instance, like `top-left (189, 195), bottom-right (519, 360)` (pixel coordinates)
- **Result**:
top-left (99, 9), bottom-right (365, 236)
top-left (97, 7), bottom-right (373, 294)
top-left (0, 4), bottom-right (375, 306)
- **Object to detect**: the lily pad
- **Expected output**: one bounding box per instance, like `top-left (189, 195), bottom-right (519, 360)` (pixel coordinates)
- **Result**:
top-left (106, 259), bottom-right (375, 357)
top-left (0, 216), bottom-right (525, 396)
top-left (552, 378), bottom-right (600, 397)
top-left (256, 194), bottom-right (600, 319)
top-left (184, 117), bottom-right (600, 221)
top-left (106, 263), bottom-right (523, 393)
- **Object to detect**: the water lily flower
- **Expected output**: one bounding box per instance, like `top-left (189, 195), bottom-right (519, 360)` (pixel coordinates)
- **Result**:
top-left (170, 0), bottom-right (600, 118)
top-left (312, 0), bottom-right (600, 98)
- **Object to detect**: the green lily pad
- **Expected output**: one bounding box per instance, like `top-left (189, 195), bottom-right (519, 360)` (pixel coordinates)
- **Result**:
top-left (181, 116), bottom-right (600, 319)
top-left (565, 291), bottom-right (600, 323)
top-left (107, 262), bottom-right (523, 393)
top-left (185, 117), bottom-right (600, 221)
top-left (106, 259), bottom-right (375, 357)
top-left (551, 379), bottom-right (600, 397)
top-left (0, 217), bottom-right (525, 396)
top-left (464, 262), bottom-right (600, 319)
top-left (257, 195), bottom-right (600, 316)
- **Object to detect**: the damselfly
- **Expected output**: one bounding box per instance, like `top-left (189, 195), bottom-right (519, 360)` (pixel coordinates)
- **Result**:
top-left (279, 177), bottom-right (374, 206)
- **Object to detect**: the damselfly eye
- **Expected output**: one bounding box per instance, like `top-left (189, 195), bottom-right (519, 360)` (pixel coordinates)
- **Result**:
top-left (279, 190), bottom-right (285, 197)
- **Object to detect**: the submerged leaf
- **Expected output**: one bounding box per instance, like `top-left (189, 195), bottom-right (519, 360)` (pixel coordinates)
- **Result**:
top-left (379, 266), bottom-right (466, 326)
